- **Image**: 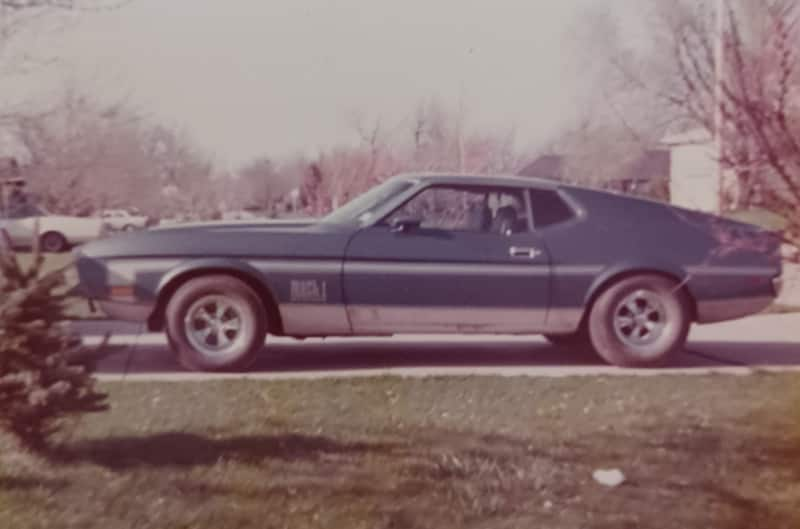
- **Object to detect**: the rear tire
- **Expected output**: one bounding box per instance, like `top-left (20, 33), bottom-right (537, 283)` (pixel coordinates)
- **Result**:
top-left (587, 274), bottom-right (691, 367)
top-left (165, 275), bottom-right (268, 372)
top-left (40, 231), bottom-right (68, 253)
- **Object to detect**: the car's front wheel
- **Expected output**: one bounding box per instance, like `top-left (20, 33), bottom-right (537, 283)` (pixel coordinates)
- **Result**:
top-left (40, 231), bottom-right (68, 253)
top-left (587, 274), bottom-right (691, 367)
top-left (165, 275), bottom-right (268, 371)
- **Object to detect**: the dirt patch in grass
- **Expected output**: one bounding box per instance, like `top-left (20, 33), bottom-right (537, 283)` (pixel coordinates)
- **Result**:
top-left (1, 373), bottom-right (800, 528)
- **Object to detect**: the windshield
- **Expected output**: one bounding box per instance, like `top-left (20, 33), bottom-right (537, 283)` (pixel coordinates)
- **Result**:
top-left (320, 178), bottom-right (415, 224)
top-left (4, 203), bottom-right (47, 219)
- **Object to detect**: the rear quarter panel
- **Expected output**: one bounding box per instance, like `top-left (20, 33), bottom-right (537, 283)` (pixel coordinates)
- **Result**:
top-left (544, 189), bottom-right (704, 318)
top-left (543, 187), bottom-right (778, 326)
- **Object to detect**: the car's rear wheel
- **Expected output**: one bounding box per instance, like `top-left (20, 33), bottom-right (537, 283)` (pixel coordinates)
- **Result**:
top-left (587, 274), bottom-right (691, 367)
top-left (40, 231), bottom-right (67, 253)
top-left (165, 275), bottom-right (268, 372)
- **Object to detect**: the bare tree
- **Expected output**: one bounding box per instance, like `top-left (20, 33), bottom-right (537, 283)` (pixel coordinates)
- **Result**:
top-left (286, 99), bottom-right (525, 217)
top-left (0, 0), bottom-right (145, 210)
top-left (547, 4), bottom-right (676, 196)
top-left (9, 88), bottom-right (219, 219)
top-left (235, 156), bottom-right (302, 215)
top-left (603, 0), bottom-right (800, 249)
top-left (12, 90), bottom-right (141, 214)
top-left (140, 124), bottom-right (218, 218)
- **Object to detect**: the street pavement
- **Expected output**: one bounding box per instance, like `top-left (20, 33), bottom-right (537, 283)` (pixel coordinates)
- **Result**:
top-left (70, 312), bottom-right (800, 381)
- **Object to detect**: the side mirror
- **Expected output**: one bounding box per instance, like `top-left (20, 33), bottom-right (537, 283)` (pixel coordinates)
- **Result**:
top-left (390, 217), bottom-right (422, 233)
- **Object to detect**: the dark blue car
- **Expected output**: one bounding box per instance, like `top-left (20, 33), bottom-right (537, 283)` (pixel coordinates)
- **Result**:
top-left (74, 173), bottom-right (784, 371)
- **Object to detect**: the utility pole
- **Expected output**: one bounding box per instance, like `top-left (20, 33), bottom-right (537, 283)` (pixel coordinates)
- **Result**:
top-left (714, 0), bottom-right (728, 212)
top-left (456, 81), bottom-right (466, 173)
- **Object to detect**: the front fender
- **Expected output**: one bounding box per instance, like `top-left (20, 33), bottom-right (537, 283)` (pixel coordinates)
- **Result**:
top-left (146, 257), bottom-right (282, 332)
top-left (156, 257), bottom-right (275, 299)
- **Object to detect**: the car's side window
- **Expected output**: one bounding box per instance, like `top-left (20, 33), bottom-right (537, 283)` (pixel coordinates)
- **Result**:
top-left (7, 203), bottom-right (38, 219)
top-left (383, 185), bottom-right (529, 235)
top-left (528, 188), bottom-right (576, 228)
top-left (486, 189), bottom-right (530, 235)
top-left (384, 186), bottom-right (484, 231)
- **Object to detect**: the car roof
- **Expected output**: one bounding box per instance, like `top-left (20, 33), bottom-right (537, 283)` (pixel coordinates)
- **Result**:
top-left (389, 172), bottom-right (560, 190)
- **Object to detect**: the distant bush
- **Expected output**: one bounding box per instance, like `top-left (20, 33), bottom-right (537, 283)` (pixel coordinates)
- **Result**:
top-left (0, 235), bottom-right (107, 452)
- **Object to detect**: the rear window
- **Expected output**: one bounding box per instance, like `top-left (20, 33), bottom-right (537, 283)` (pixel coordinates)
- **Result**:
top-left (528, 189), bottom-right (575, 228)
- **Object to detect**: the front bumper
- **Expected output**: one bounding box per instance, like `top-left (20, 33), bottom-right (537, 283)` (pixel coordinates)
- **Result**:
top-left (96, 299), bottom-right (155, 322)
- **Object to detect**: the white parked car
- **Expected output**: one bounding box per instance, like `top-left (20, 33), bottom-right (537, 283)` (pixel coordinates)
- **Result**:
top-left (0, 203), bottom-right (106, 252)
top-left (221, 210), bottom-right (261, 221)
top-left (156, 214), bottom-right (196, 226)
top-left (100, 209), bottom-right (150, 231)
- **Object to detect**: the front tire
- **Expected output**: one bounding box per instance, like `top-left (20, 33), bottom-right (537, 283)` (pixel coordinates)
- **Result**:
top-left (165, 275), bottom-right (268, 372)
top-left (587, 274), bottom-right (691, 367)
top-left (40, 231), bottom-right (68, 253)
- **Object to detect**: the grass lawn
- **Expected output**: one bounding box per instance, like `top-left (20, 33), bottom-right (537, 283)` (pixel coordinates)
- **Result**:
top-left (1, 373), bottom-right (800, 528)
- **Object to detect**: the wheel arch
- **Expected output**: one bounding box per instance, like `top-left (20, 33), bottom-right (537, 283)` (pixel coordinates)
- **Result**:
top-left (39, 230), bottom-right (68, 252)
top-left (147, 259), bottom-right (284, 335)
top-left (579, 265), bottom-right (698, 328)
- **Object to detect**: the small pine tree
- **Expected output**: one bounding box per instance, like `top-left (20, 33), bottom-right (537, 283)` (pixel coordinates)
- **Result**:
top-left (0, 230), bottom-right (108, 451)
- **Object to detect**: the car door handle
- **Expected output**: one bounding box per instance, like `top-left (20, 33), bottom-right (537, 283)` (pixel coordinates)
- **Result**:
top-left (509, 246), bottom-right (541, 259)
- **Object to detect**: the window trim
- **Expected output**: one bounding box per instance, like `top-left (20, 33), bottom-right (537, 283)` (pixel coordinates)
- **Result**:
top-left (376, 183), bottom-right (533, 235)
top-left (8, 205), bottom-right (37, 220)
top-left (525, 186), bottom-right (585, 231)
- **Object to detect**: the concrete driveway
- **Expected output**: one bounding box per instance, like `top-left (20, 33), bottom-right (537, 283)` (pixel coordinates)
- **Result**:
top-left (71, 312), bottom-right (800, 380)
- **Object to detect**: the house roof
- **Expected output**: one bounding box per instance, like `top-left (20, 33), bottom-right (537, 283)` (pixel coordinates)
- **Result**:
top-left (517, 149), bottom-right (670, 183)
top-left (517, 154), bottom-right (564, 180)
top-left (661, 128), bottom-right (712, 145)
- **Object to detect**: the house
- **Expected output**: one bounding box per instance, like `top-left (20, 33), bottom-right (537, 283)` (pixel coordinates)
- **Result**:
top-left (660, 129), bottom-right (725, 213)
top-left (518, 149), bottom-right (670, 200)
top-left (518, 154), bottom-right (564, 181)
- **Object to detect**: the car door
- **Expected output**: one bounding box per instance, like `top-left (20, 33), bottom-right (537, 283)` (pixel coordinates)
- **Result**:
top-left (342, 184), bottom-right (552, 334)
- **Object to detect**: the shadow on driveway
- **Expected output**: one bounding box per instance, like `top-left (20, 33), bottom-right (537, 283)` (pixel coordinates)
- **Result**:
top-left (93, 336), bottom-right (800, 375)
top-left (685, 341), bottom-right (800, 366)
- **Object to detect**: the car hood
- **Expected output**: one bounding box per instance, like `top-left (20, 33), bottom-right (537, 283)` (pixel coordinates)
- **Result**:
top-left (77, 219), bottom-right (355, 260)
top-left (152, 218), bottom-right (318, 231)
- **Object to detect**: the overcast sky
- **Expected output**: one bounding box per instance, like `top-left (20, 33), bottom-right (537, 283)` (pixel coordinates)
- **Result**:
top-left (26, 0), bottom-right (640, 168)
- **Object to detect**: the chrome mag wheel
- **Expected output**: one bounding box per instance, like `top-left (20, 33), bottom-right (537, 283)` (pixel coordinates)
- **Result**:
top-left (184, 295), bottom-right (247, 356)
top-left (612, 289), bottom-right (668, 352)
